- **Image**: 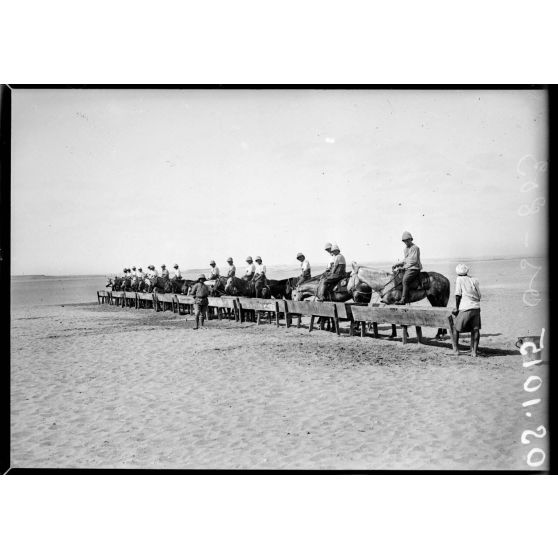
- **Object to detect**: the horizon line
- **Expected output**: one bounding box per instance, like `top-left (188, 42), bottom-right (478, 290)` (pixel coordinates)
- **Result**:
top-left (10, 253), bottom-right (547, 277)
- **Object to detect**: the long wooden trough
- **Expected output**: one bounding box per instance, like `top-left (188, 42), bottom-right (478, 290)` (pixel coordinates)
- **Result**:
top-left (350, 305), bottom-right (457, 349)
top-left (237, 297), bottom-right (283, 326)
top-left (98, 291), bottom-right (456, 350)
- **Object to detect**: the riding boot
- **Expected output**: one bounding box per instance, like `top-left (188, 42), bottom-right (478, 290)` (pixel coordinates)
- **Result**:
top-left (193, 316), bottom-right (199, 330)
top-left (201, 316), bottom-right (205, 327)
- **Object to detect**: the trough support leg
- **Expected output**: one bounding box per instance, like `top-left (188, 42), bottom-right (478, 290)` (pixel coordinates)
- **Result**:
top-left (309, 316), bottom-right (315, 332)
top-left (372, 323), bottom-right (379, 338)
top-left (402, 325), bottom-right (408, 344)
top-left (275, 304), bottom-right (280, 327)
top-left (334, 307), bottom-right (340, 336)
top-left (297, 315), bottom-right (301, 328)
top-left (416, 326), bottom-right (423, 344)
top-left (448, 316), bottom-right (458, 352)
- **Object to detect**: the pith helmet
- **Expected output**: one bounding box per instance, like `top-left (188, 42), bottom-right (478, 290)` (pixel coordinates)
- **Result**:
top-left (198, 273), bottom-right (206, 280)
top-left (173, 264), bottom-right (179, 268)
top-left (138, 267), bottom-right (143, 271)
top-left (123, 267), bottom-right (127, 272)
top-left (161, 264), bottom-right (166, 268)
top-left (296, 252), bottom-right (304, 259)
top-left (132, 266), bottom-right (136, 270)
top-left (331, 244), bottom-right (339, 251)
top-left (209, 259), bottom-right (216, 265)
top-left (227, 257), bottom-right (233, 262)
top-left (456, 264), bottom-right (469, 276)
top-left (402, 231), bottom-right (413, 241)
top-left (255, 256), bottom-right (262, 262)
top-left (324, 242), bottom-right (332, 250)
top-left (246, 256), bottom-right (253, 262)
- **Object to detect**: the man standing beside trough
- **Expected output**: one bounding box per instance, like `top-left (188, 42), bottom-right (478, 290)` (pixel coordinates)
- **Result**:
top-left (317, 244), bottom-right (346, 300)
top-left (453, 264), bottom-right (482, 357)
top-left (392, 231), bottom-right (422, 305)
top-left (190, 273), bottom-right (210, 330)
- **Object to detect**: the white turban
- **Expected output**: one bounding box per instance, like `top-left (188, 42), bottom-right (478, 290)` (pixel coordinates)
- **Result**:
top-left (456, 264), bottom-right (469, 276)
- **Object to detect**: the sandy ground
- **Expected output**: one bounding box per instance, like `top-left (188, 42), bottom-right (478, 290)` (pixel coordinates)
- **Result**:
top-left (10, 299), bottom-right (549, 470)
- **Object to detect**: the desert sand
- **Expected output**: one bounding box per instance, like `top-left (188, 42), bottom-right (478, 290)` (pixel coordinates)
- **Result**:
top-left (10, 294), bottom-right (548, 470)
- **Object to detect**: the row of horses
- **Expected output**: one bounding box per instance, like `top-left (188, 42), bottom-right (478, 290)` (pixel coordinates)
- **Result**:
top-left (107, 266), bottom-right (450, 339)
top-left (107, 265), bottom-right (450, 309)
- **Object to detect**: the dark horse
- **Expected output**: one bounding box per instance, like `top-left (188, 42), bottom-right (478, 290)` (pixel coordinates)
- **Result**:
top-left (349, 262), bottom-right (450, 340)
top-left (106, 276), bottom-right (124, 291)
top-left (180, 279), bottom-right (197, 295)
top-left (146, 276), bottom-right (173, 293)
top-left (267, 277), bottom-right (298, 299)
top-left (225, 276), bottom-right (263, 297)
top-left (205, 277), bottom-right (228, 296)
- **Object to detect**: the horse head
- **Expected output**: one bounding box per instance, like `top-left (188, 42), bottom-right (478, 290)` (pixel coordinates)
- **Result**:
top-left (225, 277), bottom-right (237, 295)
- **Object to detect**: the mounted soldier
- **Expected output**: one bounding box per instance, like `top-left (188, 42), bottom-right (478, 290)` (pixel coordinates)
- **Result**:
top-left (323, 242), bottom-right (334, 274)
top-left (392, 231), bottom-right (422, 305)
top-left (208, 260), bottom-right (220, 280)
top-left (253, 256), bottom-right (267, 298)
top-left (296, 252), bottom-right (311, 284)
top-left (172, 264), bottom-right (182, 280)
top-left (244, 256), bottom-right (256, 281)
top-left (226, 257), bottom-right (236, 278)
top-left (317, 244), bottom-right (346, 301)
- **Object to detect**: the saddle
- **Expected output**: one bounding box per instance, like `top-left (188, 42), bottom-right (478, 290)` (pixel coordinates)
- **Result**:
top-left (394, 270), bottom-right (430, 291)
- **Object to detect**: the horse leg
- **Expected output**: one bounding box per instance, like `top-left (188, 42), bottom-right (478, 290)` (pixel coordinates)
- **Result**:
top-left (426, 293), bottom-right (447, 339)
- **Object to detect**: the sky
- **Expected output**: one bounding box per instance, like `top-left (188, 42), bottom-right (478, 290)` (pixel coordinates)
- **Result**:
top-left (11, 88), bottom-right (548, 275)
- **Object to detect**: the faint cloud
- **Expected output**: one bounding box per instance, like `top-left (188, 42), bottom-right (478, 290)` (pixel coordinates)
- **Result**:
top-left (325, 137), bottom-right (335, 144)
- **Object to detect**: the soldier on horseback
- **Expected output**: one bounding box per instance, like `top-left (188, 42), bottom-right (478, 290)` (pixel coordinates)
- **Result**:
top-left (253, 256), bottom-right (267, 298)
top-left (160, 264), bottom-right (170, 280)
top-left (172, 264), bottom-right (182, 279)
top-left (208, 260), bottom-right (220, 280)
top-left (226, 257), bottom-right (236, 278)
top-left (392, 231), bottom-right (422, 305)
top-left (296, 252), bottom-right (311, 284)
top-left (244, 256), bottom-right (256, 281)
top-left (323, 242), bottom-right (334, 274)
top-left (317, 244), bottom-right (346, 301)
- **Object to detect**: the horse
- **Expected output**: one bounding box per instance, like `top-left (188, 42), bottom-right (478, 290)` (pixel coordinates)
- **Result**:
top-left (225, 276), bottom-right (259, 297)
top-left (349, 262), bottom-right (450, 340)
top-left (205, 276), bottom-right (228, 296)
top-left (120, 276), bottom-right (132, 292)
top-left (266, 277), bottom-right (298, 299)
top-left (291, 272), bottom-right (360, 302)
top-left (106, 276), bottom-right (123, 291)
top-left (181, 280), bottom-right (196, 295)
top-left (145, 276), bottom-right (173, 293)
top-left (168, 277), bottom-right (191, 294)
